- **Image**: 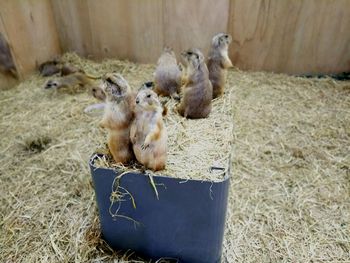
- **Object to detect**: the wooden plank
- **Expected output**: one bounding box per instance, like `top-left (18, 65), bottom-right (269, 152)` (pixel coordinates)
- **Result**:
top-left (52, 0), bottom-right (163, 63)
top-left (85, 0), bottom-right (131, 60)
top-left (163, 0), bottom-right (230, 61)
top-left (0, 0), bottom-right (61, 77)
top-left (124, 0), bottom-right (163, 63)
top-left (86, 0), bottom-right (163, 63)
top-left (228, 0), bottom-right (350, 74)
top-left (50, 0), bottom-right (92, 57)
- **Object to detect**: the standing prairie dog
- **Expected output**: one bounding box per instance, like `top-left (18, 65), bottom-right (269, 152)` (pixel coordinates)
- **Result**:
top-left (154, 47), bottom-right (182, 97)
top-left (207, 33), bottom-right (233, 99)
top-left (130, 89), bottom-right (167, 171)
top-left (176, 48), bottom-right (213, 119)
top-left (99, 73), bottom-right (135, 164)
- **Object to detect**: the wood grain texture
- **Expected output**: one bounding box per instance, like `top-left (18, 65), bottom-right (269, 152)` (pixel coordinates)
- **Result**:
top-left (0, 0), bottom-right (61, 77)
top-left (163, 0), bottom-right (230, 61)
top-left (51, 0), bottom-right (163, 63)
top-left (228, 0), bottom-right (350, 74)
top-left (50, 0), bottom-right (92, 57)
top-left (2, 0), bottom-right (350, 76)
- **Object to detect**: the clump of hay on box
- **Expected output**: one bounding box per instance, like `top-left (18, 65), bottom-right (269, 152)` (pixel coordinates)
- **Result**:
top-left (93, 90), bottom-right (233, 182)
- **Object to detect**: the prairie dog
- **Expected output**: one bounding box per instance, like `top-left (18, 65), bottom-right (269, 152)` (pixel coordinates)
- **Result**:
top-left (207, 33), bottom-right (233, 99)
top-left (130, 89), bottom-right (167, 171)
top-left (0, 33), bottom-right (17, 78)
top-left (38, 59), bottom-right (61, 77)
top-left (44, 72), bottom-right (106, 101)
top-left (99, 73), bottom-right (135, 164)
top-left (176, 48), bottom-right (213, 119)
top-left (39, 59), bottom-right (83, 77)
top-left (60, 64), bottom-right (84, 76)
top-left (154, 47), bottom-right (182, 97)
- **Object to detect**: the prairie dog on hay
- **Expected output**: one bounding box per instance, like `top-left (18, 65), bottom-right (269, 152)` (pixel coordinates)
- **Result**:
top-left (207, 33), bottom-right (233, 99)
top-left (176, 48), bottom-right (212, 119)
top-left (130, 89), bottom-right (167, 171)
top-left (154, 47), bottom-right (182, 97)
top-left (99, 73), bottom-right (135, 164)
top-left (44, 72), bottom-right (106, 100)
top-left (39, 59), bottom-right (83, 77)
top-left (38, 59), bottom-right (61, 77)
top-left (60, 64), bottom-right (84, 76)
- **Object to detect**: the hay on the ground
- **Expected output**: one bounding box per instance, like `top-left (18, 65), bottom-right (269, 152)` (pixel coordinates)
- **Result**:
top-left (0, 53), bottom-right (349, 262)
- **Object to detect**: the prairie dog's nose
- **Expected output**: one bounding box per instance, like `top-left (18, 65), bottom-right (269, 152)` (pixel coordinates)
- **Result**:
top-left (136, 98), bottom-right (140, 104)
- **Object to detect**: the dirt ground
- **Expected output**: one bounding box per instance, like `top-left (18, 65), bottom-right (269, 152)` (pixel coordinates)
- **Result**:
top-left (0, 55), bottom-right (349, 262)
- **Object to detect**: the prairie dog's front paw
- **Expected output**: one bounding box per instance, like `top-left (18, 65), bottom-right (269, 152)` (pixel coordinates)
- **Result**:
top-left (141, 136), bottom-right (152, 150)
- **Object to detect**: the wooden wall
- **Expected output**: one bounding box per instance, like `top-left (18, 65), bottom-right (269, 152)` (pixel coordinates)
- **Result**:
top-left (1, 0), bottom-right (350, 87)
top-left (228, 0), bottom-right (350, 74)
top-left (0, 0), bottom-right (61, 79)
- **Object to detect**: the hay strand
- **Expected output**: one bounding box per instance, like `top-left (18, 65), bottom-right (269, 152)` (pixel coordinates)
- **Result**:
top-left (0, 53), bottom-right (349, 262)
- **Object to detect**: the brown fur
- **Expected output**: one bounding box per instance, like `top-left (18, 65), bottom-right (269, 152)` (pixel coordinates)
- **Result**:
top-left (39, 59), bottom-right (84, 77)
top-left (0, 33), bottom-right (17, 78)
top-left (99, 73), bottom-right (135, 164)
top-left (60, 64), bottom-right (84, 76)
top-left (207, 33), bottom-right (233, 99)
top-left (44, 72), bottom-right (106, 101)
top-left (38, 60), bottom-right (61, 77)
top-left (130, 89), bottom-right (167, 171)
top-left (154, 47), bottom-right (182, 97)
top-left (176, 48), bottom-right (212, 119)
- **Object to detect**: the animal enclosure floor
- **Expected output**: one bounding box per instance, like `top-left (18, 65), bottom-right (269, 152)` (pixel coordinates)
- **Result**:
top-left (0, 55), bottom-right (349, 262)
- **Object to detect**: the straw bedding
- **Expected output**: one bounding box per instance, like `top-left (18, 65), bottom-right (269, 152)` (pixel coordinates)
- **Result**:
top-left (0, 53), bottom-right (349, 262)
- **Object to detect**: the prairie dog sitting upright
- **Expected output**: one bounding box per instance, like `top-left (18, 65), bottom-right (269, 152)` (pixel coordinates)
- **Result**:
top-left (176, 48), bottom-right (213, 119)
top-left (99, 73), bottom-right (135, 164)
top-left (154, 47), bottom-right (182, 97)
top-left (207, 33), bottom-right (233, 99)
top-left (130, 89), bottom-right (167, 171)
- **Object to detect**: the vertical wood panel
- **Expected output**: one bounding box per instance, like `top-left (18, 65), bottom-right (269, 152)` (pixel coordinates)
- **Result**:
top-left (52, 0), bottom-right (163, 63)
top-left (125, 0), bottom-right (164, 63)
top-left (0, 0), bottom-right (61, 77)
top-left (228, 0), bottom-right (350, 74)
top-left (87, 0), bottom-right (163, 62)
top-left (50, 0), bottom-right (92, 57)
top-left (86, 0), bottom-right (132, 60)
top-left (1, 0), bottom-right (349, 76)
top-left (163, 0), bottom-right (230, 60)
